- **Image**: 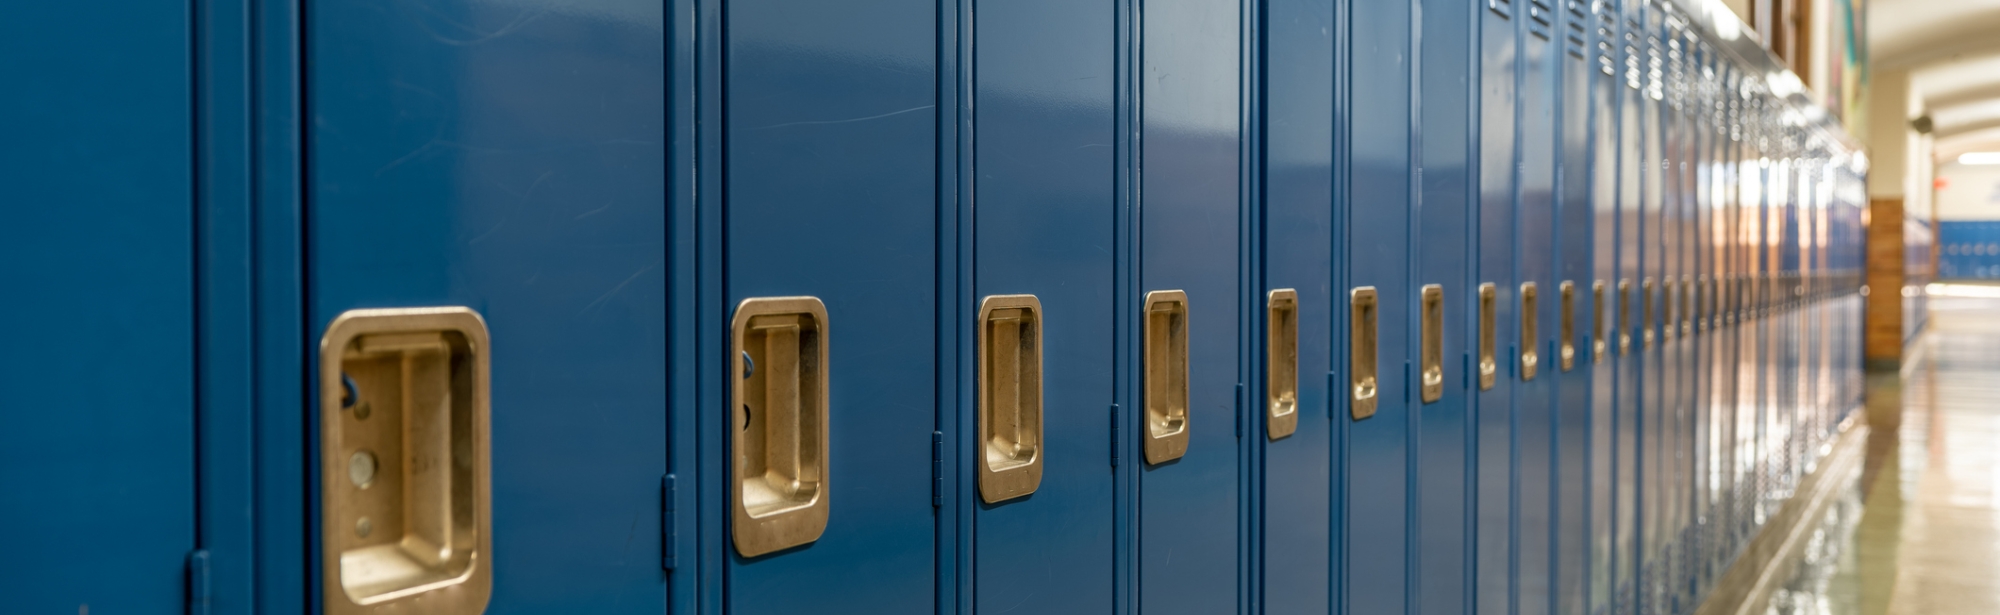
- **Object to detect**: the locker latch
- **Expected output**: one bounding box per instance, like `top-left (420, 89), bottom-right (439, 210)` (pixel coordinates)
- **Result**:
top-left (731, 297), bottom-right (832, 557)
top-left (1143, 291), bottom-right (1192, 463)
top-left (1267, 289), bottom-right (1301, 439)
top-left (978, 295), bottom-right (1044, 503)
top-left (319, 307), bottom-right (493, 615)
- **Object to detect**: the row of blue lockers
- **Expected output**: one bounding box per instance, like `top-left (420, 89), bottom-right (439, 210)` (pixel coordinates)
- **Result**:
top-left (1940, 221), bottom-right (2000, 280)
top-left (2, 0), bottom-right (1867, 613)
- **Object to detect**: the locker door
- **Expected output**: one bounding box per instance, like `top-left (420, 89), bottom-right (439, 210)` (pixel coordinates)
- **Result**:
top-left (1554, 5), bottom-right (1596, 613)
top-left (1263, 0), bottom-right (1336, 612)
top-left (1515, 3), bottom-right (1561, 614)
top-left (1693, 43), bottom-right (1722, 598)
top-left (1612, 3), bottom-right (1644, 610)
top-left (1586, 3), bottom-right (1623, 613)
top-left (716, 1), bottom-right (938, 612)
top-left (1347, 0), bottom-right (1414, 613)
top-left (1415, 0), bottom-right (1477, 613)
top-left (304, 1), bottom-right (669, 612)
top-left (1635, 4), bottom-right (1666, 612)
top-left (969, 1), bottom-right (1117, 612)
top-left (1138, 0), bottom-right (1243, 612)
top-left (1474, 2), bottom-right (1519, 613)
top-left (2, 4), bottom-right (195, 611)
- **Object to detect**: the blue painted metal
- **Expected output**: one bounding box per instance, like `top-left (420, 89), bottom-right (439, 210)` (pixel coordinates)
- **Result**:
top-left (1587, 4), bottom-right (1625, 614)
top-left (1346, 0), bottom-right (1417, 612)
top-left (1, 3), bottom-right (196, 612)
top-left (1137, 0), bottom-right (1245, 612)
top-left (1555, 3), bottom-right (1598, 613)
top-left (1476, 2), bottom-right (1521, 613)
top-left (195, 0), bottom-right (258, 611)
top-left (4, 1), bottom-right (1886, 612)
top-left (1938, 221), bottom-right (2000, 279)
top-left (713, 1), bottom-right (939, 612)
top-left (1516, 2), bottom-right (1562, 613)
top-left (304, 1), bottom-right (670, 613)
top-left (1415, 0), bottom-right (1478, 613)
top-left (1262, 0), bottom-right (1336, 612)
top-left (250, 0), bottom-right (309, 610)
top-left (1614, 4), bottom-right (1645, 612)
top-left (968, 1), bottom-right (1117, 612)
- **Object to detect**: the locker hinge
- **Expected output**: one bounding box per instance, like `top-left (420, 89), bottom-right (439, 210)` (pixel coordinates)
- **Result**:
top-left (661, 474), bottom-right (677, 571)
top-left (931, 431), bottom-right (944, 508)
top-left (1109, 404), bottom-right (1121, 468)
top-left (186, 549), bottom-right (211, 615)
top-left (1234, 383), bottom-right (1245, 438)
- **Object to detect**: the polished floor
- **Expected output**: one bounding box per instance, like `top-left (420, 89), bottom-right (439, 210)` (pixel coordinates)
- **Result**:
top-left (1765, 293), bottom-right (2000, 615)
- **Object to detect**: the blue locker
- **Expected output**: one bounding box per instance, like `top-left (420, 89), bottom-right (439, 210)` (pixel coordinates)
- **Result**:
top-left (1612, 2), bottom-right (1644, 611)
top-left (1345, 0), bottom-right (1415, 613)
top-left (1515, 3), bottom-right (1561, 614)
top-left (1262, 0), bottom-right (1337, 612)
top-left (708, 1), bottom-right (939, 612)
top-left (1635, 3), bottom-right (1667, 612)
top-left (304, 1), bottom-right (669, 613)
top-left (1, 4), bottom-right (195, 612)
top-left (1475, 2), bottom-right (1519, 613)
top-left (1696, 39), bottom-right (1728, 599)
top-left (967, 1), bottom-right (1118, 612)
top-left (1415, 0), bottom-right (1478, 613)
top-left (1138, 1), bottom-right (1244, 612)
top-left (1652, 14), bottom-right (1685, 611)
top-left (1554, 3), bottom-right (1596, 613)
top-left (1586, 3), bottom-right (1623, 613)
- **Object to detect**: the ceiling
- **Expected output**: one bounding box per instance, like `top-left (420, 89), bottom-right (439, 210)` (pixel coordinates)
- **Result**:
top-left (1873, 0), bottom-right (2000, 159)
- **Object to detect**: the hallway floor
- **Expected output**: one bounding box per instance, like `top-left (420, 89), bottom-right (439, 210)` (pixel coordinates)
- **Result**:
top-left (1766, 293), bottom-right (2000, 615)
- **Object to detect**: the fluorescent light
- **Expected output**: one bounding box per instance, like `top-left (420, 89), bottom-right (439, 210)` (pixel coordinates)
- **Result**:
top-left (1959, 152), bottom-right (2000, 165)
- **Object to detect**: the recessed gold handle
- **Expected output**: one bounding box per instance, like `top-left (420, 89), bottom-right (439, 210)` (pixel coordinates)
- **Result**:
top-left (1697, 274), bottom-right (1711, 331)
top-left (1267, 289), bottom-right (1300, 440)
top-left (1559, 281), bottom-right (1576, 372)
top-left (1420, 285), bottom-right (1444, 403)
top-left (1679, 276), bottom-right (1692, 336)
top-left (319, 307), bottom-right (493, 615)
top-left (1143, 291), bottom-right (1191, 464)
top-left (1478, 283), bottom-right (1497, 390)
top-left (1661, 278), bottom-right (1675, 343)
top-left (1618, 279), bottom-right (1632, 354)
top-left (731, 297), bottom-right (832, 557)
top-left (1641, 277), bottom-right (1655, 349)
top-left (1350, 287), bottom-right (1379, 420)
top-left (1592, 280), bottom-right (1606, 363)
top-left (978, 295), bottom-right (1044, 503)
top-left (1520, 282), bottom-right (1539, 381)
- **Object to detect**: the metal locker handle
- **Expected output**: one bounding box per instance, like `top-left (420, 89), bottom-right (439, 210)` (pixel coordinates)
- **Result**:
top-left (1618, 279), bottom-right (1632, 354)
top-left (978, 295), bottom-right (1044, 503)
top-left (1679, 276), bottom-right (1693, 336)
top-left (1520, 282), bottom-right (1539, 381)
top-left (1478, 283), bottom-right (1497, 390)
top-left (731, 297), bottom-right (832, 557)
top-left (1350, 287), bottom-right (1379, 420)
top-left (1559, 281), bottom-right (1576, 372)
top-left (319, 307), bottom-right (492, 615)
top-left (1267, 290), bottom-right (1300, 439)
top-left (1592, 280), bottom-right (1606, 363)
top-left (1697, 275), bottom-right (1711, 331)
top-left (1142, 291), bottom-right (1191, 464)
top-left (1420, 285), bottom-right (1445, 403)
top-left (1661, 279), bottom-right (1675, 343)
top-left (1641, 278), bottom-right (1656, 349)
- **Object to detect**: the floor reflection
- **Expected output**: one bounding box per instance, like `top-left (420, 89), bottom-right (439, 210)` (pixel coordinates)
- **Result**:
top-left (1765, 295), bottom-right (2000, 615)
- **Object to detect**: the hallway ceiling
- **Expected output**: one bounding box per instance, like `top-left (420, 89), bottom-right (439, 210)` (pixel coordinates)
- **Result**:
top-left (1873, 0), bottom-right (2000, 159)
